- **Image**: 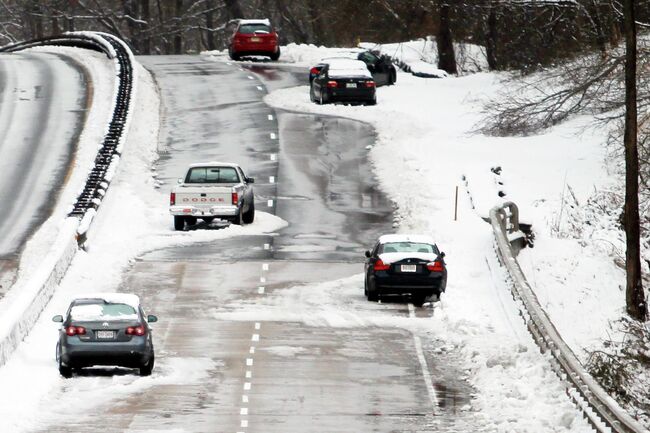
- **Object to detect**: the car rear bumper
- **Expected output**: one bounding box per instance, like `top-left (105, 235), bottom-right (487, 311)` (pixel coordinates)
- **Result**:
top-left (61, 339), bottom-right (152, 368)
top-left (370, 273), bottom-right (446, 296)
top-left (232, 44), bottom-right (278, 55)
top-left (170, 205), bottom-right (239, 217)
top-left (326, 88), bottom-right (375, 102)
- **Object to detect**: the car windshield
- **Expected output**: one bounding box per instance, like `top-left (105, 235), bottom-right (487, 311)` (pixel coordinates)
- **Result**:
top-left (380, 242), bottom-right (435, 254)
top-left (186, 167), bottom-right (239, 183)
top-left (70, 302), bottom-right (138, 321)
top-left (239, 24), bottom-right (271, 34)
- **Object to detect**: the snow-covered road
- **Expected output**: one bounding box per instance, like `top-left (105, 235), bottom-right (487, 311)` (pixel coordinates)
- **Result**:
top-left (0, 52), bottom-right (87, 294)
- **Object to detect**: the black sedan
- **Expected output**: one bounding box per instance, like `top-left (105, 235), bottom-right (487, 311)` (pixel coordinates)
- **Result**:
top-left (53, 293), bottom-right (157, 377)
top-left (310, 59), bottom-right (376, 105)
top-left (309, 51), bottom-right (397, 86)
top-left (364, 234), bottom-right (447, 307)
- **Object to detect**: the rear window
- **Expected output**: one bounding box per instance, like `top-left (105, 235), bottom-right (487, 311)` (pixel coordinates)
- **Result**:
top-left (185, 167), bottom-right (240, 184)
top-left (70, 302), bottom-right (138, 321)
top-left (380, 242), bottom-right (436, 254)
top-left (238, 24), bottom-right (271, 34)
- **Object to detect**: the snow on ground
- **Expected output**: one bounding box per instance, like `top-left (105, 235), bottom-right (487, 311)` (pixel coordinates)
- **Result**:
top-left (263, 72), bottom-right (615, 431)
top-left (0, 59), bottom-right (286, 433)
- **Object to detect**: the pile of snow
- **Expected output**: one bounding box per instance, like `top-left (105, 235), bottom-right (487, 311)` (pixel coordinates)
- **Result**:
top-left (263, 71), bottom-right (615, 431)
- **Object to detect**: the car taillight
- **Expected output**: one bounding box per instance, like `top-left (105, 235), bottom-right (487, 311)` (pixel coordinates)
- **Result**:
top-left (327, 81), bottom-right (338, 88)
top-left (364, 81), bottom-right (376, 88)
top-left (374, 259), bottom-right (390, 271)
top-left (232, 191), bottom-right (239, 205)
top-left (66, 326), bottom-right (86, 336)
top-left (170, 192), bottom-right (176, 206)
top-left (310, 67), bottom-right (320, 75)
top-left (126, 325), bottom-right (146, 336)
top-left (427, 261), bottom-right (444, 272)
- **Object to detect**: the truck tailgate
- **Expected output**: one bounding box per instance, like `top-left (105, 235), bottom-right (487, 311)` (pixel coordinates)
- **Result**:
top-left (175, 186), bottom-right (232, 207)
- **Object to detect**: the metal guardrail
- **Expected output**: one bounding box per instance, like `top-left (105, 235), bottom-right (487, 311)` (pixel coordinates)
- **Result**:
top-left (490, 201), bottom-right (647, 433)
top-left (0, 32), bottom-right (135, 244)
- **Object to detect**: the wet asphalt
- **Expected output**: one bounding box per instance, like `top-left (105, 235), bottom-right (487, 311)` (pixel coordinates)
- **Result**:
top-left (39, 56), bottom-right (480, 432)
top-left (0, 52), bottom-right (87, 297)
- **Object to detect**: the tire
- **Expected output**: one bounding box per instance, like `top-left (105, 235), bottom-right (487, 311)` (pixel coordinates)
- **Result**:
top-left (173, 216), bottom-right (185, 231)
top-left (310, 86), bottom-right (316, 103)
top-left (228, 47), bottom-right (240, 61)
top-left (186, 216), bottom-right (197, 226)
top-left (389, 70), bottom-right (397, 85)
top-left (367, 97), bottom-right (377, 106)
top-left (367, 279), bottom-right (378, 302)
top-left (58, 348), bottom-right (72, 378)
top-left (319, 93), bottom-right (325, 105)
top-left (242, 202), bottom-right (255, 224)
top-left (270, 48), bottom-right (280, 61)
top-left (203, 217), bottom-right (215, 224)
top-left (412, 295), bottom-right (426, 307)
top-left (140, 353), bottom-right (154, 376)
top-left (232, 209), bottom-right (244, 225)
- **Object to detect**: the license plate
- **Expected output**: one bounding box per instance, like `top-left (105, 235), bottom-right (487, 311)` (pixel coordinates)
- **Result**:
top-left (401, 265), bottom-right (417, 273)
top-left (250, 37), bottom-right (261, 42)
top-left (96, 330), bottom-right (115, 339)
top-left (346, 83), bottom-right (357, 88)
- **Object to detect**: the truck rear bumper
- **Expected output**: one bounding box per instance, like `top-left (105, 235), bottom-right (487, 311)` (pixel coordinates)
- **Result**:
top-left (170, 205), bottom-right (238, 217)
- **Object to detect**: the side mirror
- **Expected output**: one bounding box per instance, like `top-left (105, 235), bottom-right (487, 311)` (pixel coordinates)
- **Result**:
top-left (247, 177), bottom-right (255, 184)
top-left (52, 315), bottom-right (63, 323)
top-left (147, 315), bottom-right (158, 323)
top-left (364, 250), bottom-right (371, 258)
top-left (440, 252), bottom-right (446, 258)
top-left (177, 178), bottom-right (183, 184)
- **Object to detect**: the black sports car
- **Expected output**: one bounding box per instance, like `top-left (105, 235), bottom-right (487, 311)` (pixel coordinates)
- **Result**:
top-left (309, 51), bottom-right (397, 86)
top-left (310, 59), bottom-right (376, 105)
top-left (364, 234), bottom-right (447, 306)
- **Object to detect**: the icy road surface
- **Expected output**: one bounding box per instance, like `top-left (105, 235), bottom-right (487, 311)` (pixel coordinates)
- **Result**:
top-left (0, 52), bottom-right (87, 294)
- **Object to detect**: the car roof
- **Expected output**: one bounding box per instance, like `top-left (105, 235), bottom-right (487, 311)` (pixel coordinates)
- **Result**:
top-left (238, 19), bottom-right (271, 26)
top-left (71, 293), bottom-right (140, 309)
top-left (188, 161), bottom-right (240, 169)
top-left (378, 234), bottom-right (437, 245)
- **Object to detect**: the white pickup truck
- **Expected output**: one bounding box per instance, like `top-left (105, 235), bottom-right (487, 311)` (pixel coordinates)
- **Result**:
top-left (169, 162), bottom-right (255, 230)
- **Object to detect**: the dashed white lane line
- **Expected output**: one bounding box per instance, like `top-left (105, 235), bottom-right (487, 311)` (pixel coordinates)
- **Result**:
top-left (267, 199), bottom-right (274, 207)
top-left (270, 153), bottom-right (276, 161)
top-left (256, 85), bottom-right (263, 91)
top-left (247, 75), bottom-right (254, 80)
top-left (252, 334), bottom-right (260, 342)
top-left (408, 303), bottom-right (439, 411)
top-left (263, 243), bottom-right (270, 250)
top-left (262, 264), bottom-right (269, 271)
top-left (247, 357), bottom-right (254, 365)
top-left (268, 114), bottom-right (274, 121)
top-left (270, 132), bottom-right (277, 140)
top-left (242, 395), bottom-right (249, 403)
top-left (250, 346), bottom-right (255, 354)
top-left (241, 420), bottom-right (248, 427)
top-left (258, 286), bottom-right (265, 294)
top-left (269, 176), bottom-right (275, 184)
top-left (246, 371), bottom-right (252, 378)
top-left (254, 322), bottom-right (261, 330)
top-left (244, 382), bottom-right (251, 390)
top-left (260, 276), bottom-right (266, 283)
top-left (240, 408), bottom-right (249, 415)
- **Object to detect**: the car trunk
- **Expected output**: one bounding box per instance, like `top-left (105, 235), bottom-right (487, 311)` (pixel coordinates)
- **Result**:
top-left (71, 320), bottom-right (141, 343)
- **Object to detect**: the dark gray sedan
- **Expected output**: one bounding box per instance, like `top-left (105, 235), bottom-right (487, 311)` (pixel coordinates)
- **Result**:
top-left (53, 294), bottom-right (157, 378)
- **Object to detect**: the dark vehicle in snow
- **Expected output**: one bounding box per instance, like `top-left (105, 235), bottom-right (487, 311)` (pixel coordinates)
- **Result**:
top-left (53, 294), bottom-right (157, 378)
top-left (310, 59), bottom-right (377, 105)
top-left (227, 19), bottom-right (280, 61)
top-left (364, 234), bottom-right (447, 306)
top-left (309, 51), bottom-right (397, 86)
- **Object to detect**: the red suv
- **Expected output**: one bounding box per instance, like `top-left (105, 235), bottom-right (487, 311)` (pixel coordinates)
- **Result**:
top-left (227, 19), bottom-right (280, 61)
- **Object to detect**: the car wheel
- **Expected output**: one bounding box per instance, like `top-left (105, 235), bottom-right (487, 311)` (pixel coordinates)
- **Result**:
top-left (319, 93), bottom-right (325, 105)
top-left (58, 354), bottom-right (72, 379)
top-left (412, 295), bottom-right (426, 307)
top-left (232, 209), bottom-right (244, 225)
top-left (367, 97), bottom-right (377, 106)
top-left (310, 86), bottom-right (316, 103)
top-left (173, 216), bottom-right (185, 231)
top-left (140, 353), bottom-right (154, 376)
top-left (389, 69), bottom-right (397, 85)
top-left (229, 48), bottom-right (240, 61)
top-left (242, 202), bottom-right (255, 224)
top-left (186, 216), bottom-right (197, 226)
top-left (270, 48), bottom-right (280, 61)
top-left (367, 280), bottom-right (378, 302)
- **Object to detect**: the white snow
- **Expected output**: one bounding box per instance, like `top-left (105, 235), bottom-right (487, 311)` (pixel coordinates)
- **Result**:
top-left (263, 70), bottom-right (609, 432)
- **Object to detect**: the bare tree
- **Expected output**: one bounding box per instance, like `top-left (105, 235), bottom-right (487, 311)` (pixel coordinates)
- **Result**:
top-left (623, 0), bottom-right (648, 321)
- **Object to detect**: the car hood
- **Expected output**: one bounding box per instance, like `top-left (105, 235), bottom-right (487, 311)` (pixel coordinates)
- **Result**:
top-left (378, 252), bottom-right (439, 264)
